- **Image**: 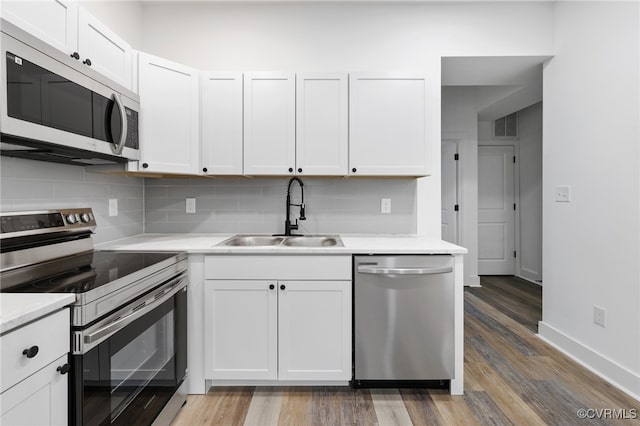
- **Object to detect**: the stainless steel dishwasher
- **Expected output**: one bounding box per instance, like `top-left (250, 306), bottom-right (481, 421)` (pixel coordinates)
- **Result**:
top-left (353, 255), bottom-right (454, 387)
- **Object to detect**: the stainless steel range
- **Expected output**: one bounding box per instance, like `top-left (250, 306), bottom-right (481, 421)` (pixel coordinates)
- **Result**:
top-left (0, 208), bottom-right (188, 426)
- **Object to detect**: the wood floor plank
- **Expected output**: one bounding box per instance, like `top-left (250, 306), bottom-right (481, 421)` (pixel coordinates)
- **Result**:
top-left (277, 387), bottom-right (313, 426)
top-left (398, 388), bottom-right (441, 426)
top-left (430, 391), bottom-right (481, 426)
top-left (463, 390), bottom-right (514, 426)
top-left (370, 389), bottom-right (413, 426)
top-left (173, 387), bottom-right (254, 426)
top-left (243, 386), bottom-right (283, 426)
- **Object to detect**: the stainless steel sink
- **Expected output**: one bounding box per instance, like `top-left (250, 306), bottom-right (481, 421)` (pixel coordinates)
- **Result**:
top-left (281, 236), bottom-right (342, 247)
top-left (217, 234), bottom-right (343, 248)
top-left (219, 235), bottom-right (285, 246)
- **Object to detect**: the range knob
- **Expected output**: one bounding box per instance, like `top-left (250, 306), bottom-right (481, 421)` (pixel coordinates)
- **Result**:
top-left (66, 214), bottom-right (77, 224)
top-left (80, 213), bottom-right (91, 223)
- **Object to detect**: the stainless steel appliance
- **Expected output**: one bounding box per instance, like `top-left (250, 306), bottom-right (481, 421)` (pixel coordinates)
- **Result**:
top-left (0, 19), bottom-right (140, 166)
top-left (0, 208), bottom-right (187, 426)
top-left (353, 255), bottom-right (455, 387)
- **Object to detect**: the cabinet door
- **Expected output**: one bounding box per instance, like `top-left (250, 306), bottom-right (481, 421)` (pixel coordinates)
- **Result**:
top-left (296, 73), bottom-right (348, 176)
top-left (278, 280), bottom-right (352, 381)
top-left (243, 72), bottom-right (295, 175)
top-left (349, 73), bottom-right (429, 176)
top-left (204, 280), bottom-right (278, 380)
top-left (0, 355), bottom-right (68, 426)
top-left (77, 8), bottom-right (133, 89)
top-left (201, 72), bottom-right (243, 175)
top-left (138, 52), bottom-right (200, 174)
top-left (1, 0), bottom-right (78, 55)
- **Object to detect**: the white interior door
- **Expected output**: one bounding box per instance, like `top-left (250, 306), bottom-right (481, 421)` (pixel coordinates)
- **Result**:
top-left (441, 140), bottom-right (458, 244)
top-left (478, 145), bottom-right (515, 275)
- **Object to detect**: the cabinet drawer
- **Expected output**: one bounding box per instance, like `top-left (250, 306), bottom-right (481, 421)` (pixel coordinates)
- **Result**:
top-left (1, 309), bottom-right (69, 393)
top-left (205, 255), bottom-right (351, 280)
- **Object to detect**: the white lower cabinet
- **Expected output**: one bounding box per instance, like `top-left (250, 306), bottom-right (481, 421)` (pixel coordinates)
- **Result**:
top-left (0, 308), bottom-right (70, 426)
top-left (0, 354), bottom-right (68, 426)
top-left (205, 280), bottom-right (278, 380)
top-left (204, 256), bottom-right (352, 383)
top-left (277, 280), bottom-right (351, 381)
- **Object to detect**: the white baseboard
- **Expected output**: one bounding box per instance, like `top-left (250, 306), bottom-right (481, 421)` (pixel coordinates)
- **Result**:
top-left (465, 275), bottom-right (480, 287)
top-left (538, 321), bottom-right (640, 400)
top-left (515, 274), bottom-right (542, 286)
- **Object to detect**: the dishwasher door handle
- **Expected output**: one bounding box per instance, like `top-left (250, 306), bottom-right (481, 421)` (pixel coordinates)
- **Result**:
top-left (357, 265), bottom-right (453, 275)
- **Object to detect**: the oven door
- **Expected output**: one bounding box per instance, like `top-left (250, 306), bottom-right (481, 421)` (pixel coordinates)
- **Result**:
top-left (72, 276), bottom-right (187, 426)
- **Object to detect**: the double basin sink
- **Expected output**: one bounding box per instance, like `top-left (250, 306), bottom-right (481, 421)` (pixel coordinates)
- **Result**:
top-left (217, 234), bottom-right (343, 248)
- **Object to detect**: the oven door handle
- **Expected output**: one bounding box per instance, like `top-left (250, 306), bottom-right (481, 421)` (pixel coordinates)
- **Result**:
top-left (83, 277), bottom-right (186, 345)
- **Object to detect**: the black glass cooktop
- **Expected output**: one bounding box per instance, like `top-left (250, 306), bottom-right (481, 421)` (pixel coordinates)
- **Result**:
top-left (1, 251), bottom-right (180, 294)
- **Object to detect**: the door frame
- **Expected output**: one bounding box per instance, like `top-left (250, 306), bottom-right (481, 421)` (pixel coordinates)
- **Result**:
top-left (441, 139), bottom-right (460, 245)
top-left (478, 139), bottom-right (521, 277)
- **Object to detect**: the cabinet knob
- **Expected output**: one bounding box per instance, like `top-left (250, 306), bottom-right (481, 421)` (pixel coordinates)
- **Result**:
top-left (22, 346), bottom-right (39, 359)
top-left (70, 52), bottom-right (80, 60)
top-left (269, 284), bottom-right (275, 290)
top-left (83, 58), bottom-right (92, 66)
top-left (202, 167), bottom-right (208, 173)
top-left (280, 284), bottom-right (286, 290)
top-left (57, 363), bottom-right (70, 375)
top-left (297, 168), bottom-right (302, 173)
top-left (352, 168), bottom-right (357, 173)
top-left (142, 163), bottom-right (149, 169)
top-left (288, 168), bottom-right (293, 173)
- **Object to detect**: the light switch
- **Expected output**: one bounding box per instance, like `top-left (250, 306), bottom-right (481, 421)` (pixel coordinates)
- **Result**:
top-left (381, 198), bottom-right (391, 214)
top-left (555, 186), bottom-right (571, 202)
top-left (186, 198), bottom-right (196, 213)
top-left (109, 198), bottom-right (118, 216)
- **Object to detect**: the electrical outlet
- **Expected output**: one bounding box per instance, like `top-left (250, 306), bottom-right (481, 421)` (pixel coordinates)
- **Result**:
top-left (108, 198), bottom-right (118, 217)
top-left (186, 198), bottom-right (196, 214)
top-left (381, 198), bottom-right (391, 214)
top-left (555, 185), bottom-right (571, 202)
top-left (593, 306), bottom-right (606, 327)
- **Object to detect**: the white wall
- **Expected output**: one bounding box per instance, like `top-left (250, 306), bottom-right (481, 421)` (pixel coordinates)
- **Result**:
top-left (540, 1), bottom-right (640, 397)
top-left (442, 87), bottom-right (479, 286)
top-left (517, 102), bottom-right (542, 282)
top-left (138, 1), bottom-right (554, 238)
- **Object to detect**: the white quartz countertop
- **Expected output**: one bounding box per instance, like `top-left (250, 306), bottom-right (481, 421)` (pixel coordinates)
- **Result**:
top-left (0, 294), bottom-right (75, 335)
top-left (96, 233), bottom-right (468, 255)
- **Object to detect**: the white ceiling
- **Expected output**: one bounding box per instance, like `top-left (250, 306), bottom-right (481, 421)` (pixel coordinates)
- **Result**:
top-left (442, 56), bottom-right (552, 120)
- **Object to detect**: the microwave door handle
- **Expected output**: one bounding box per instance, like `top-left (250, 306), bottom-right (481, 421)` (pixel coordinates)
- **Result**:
top-left (111, 93), bottom-right (127, 155)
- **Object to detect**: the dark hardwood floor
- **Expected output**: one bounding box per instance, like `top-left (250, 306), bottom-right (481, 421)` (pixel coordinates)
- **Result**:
top-left (173, 276), bottom-right (640, 425)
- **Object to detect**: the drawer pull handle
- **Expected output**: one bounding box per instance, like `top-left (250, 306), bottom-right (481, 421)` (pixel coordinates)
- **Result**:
top-left (22, 346), bottom-right (39, 359)
top-left (57, 364), bottom-right (70, 375)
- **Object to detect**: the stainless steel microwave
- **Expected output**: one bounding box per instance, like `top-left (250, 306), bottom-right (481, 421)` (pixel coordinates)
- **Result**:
top-left (0, 19), bottom-right (140, 166)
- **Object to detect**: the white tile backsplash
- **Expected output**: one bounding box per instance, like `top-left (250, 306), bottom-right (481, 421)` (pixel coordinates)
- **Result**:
top-left (1, 157), bottom-right (144, 244)
top-left (144, 177), bottom-right (417, 235)
top-left (1, 157), bottom-right (417, 241)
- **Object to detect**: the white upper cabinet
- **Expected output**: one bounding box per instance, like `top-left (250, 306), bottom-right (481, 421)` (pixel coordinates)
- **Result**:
top-left (1, 0), bottom-right (78, 54)
top-left (243, 72), bottom-right (296, 175)
top-left (296, 73), bottom-right (348, 176)
top-left (349, 73), bottom-right (429, 176)
top-left (201, 72), bottom-right (244, 175)
top-left (77, 8), bottom-right (133, 89)
top-left (138, 52), bottom-right (200, 174)
top-left (1, 1), bottom-right (134, 90)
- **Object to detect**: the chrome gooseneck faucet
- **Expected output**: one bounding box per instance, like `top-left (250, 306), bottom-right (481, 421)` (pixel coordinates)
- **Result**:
top-left (283, 177), bottom-right (306, 236)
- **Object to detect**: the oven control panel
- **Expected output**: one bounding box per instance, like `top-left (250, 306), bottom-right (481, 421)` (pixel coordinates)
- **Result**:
top-left (1, 208), bottom-right (96, 235)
